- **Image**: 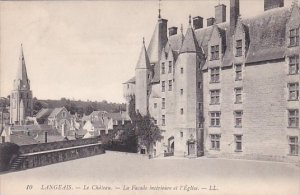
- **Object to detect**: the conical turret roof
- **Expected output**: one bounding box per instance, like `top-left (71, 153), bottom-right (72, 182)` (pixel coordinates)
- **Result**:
top-left (180, 16), bottom-right (201, 53)
top-left (136, 38), bottom-right (150, 69)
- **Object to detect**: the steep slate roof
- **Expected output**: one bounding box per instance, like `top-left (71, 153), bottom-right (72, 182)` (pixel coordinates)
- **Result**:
top-left (165, 33), bottom-right (184, 52)
top-left (12, 124), bottom-right (56, 132)
top-left (123, 76), bottom-right (136, 84)
top-left (36, 108), bottom-right (53, 119)
top-left (48, 107), bottom-right (65, 118)
top-left (126, 6), bottom-right (292, 84)
top-left (10, 133), bottom-right (40, 145)
top-left (244, 7), bottom-right (290, 64)
top-left (136, 39), bottom-right (151, 69)
top-left (180, 24), bottom-right (201, 53)
top-left (107, 112), bottom-right (123, 121)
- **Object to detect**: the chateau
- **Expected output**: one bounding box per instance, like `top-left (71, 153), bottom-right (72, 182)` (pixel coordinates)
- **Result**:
top-left (123, 0), bottom-right (300, 163)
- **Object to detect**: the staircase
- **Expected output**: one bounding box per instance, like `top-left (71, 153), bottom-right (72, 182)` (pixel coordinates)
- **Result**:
top-left (10, 155), bottom-right (26, 171)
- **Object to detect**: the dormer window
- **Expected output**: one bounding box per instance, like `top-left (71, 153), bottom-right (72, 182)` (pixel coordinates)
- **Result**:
top-left (236, 40), bottom-right (243, 57)
top-left (211, 45), bottom-right (219, 60)
top-left (168, 61), bottom-right (172, 73)
top-left (161, 62), bottom-right (165, 74)
top-left (289, 28), bottom-right (299, 47)
top-left (289, 55), bottom-right (299, 75)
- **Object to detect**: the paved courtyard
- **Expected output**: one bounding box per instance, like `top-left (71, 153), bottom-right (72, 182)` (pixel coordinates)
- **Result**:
top-left (1, 151), bottom-right (299, 195)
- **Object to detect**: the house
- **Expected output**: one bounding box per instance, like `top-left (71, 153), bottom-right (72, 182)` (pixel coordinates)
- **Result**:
top-left (82, 120), bottom-right (106, 138)
top-left (36, 107), bottom-right (75, 136)
top-left (123, 0), bottom-right (300, 163)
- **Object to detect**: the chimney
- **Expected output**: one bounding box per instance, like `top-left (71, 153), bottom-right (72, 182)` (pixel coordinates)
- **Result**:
top-left (193, 16), bottom-right (203, 30)
top-left (168, 27), bottom-right (178, 36)
top-left (264, 0), bottom-right (284, 11)
top-left (215, 4), bottom-right (226, 24)
top-left (45, 132), bottom-right (48, 143)
top-left (230, 0), bottom-right (240, 35)
top-left (207, 17), bottom-right (215, 27)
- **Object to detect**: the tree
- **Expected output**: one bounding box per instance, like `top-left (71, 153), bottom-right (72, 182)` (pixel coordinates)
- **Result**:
top-left (135, 112), bottom-right (162, 156)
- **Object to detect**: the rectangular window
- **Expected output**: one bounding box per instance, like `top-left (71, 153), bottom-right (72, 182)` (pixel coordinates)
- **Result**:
top-left (210, 134), bottom-right (220, 150)
top-left (162, 81), bottom-right (165, 92)
top-left (235, 88), bottom-right (242, 104)
top-left (234, 111), bottom-right (243, 127)
top-left (154, 103), bottom-right (157, 108)
top-left (235, 135), bottom-right (242, 152)
top-left (154, 120), bottom-right (157, 125)
top-left (168, 80), bottom-right (172, 91)
top-left (180, 108), bottom-right (184, 115)
top-left (181, 67), bottom-right (184, 74)
top-left (235, 64), bottom-right (242, 80)
top-left (289, 55), bottom-right (299, 75)
top-left (210, 112), bottom-right (221, 127)
top-left (210, 68), bottom-right (220, 83)
top-left (288, 83), bottom-right (299, 101)
top-left (198, 82), bottom-right (201, 89)
top-left (289, 28), bottom-right (299, 47)
top-left (162, 98), bottom-right (165, 109)
top-left (161, 62), bottom-right (165, 74)
top-left (180, 89), bottom-right (183, 95)
top-left (168, 61), bottom-right (172, 73)
top-left (236, 40), bottom-right (243, 57)
top-left (289, 136), bottom-right (299, 155)
top-left (210, 90), bottom-right (220, 105)
top-left (288, 109), bottom-right (299, 128)
top-left (211, 45), bottom-right (220, 60)
top-left (198, 102), bottom-right (203, 110)
top-left (180, 132), bottom-right (183, 138)
top-left (162, 115), bottom-right (165, 126)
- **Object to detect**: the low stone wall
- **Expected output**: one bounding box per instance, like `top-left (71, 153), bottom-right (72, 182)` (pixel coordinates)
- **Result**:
top-left (19, 137), bottom-right (100, 154)
top-left (19, 143), bottom-right (105, 170)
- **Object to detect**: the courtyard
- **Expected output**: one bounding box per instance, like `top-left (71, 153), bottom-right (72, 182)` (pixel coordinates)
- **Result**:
top-left (0, 151), bottom-right (299, 195)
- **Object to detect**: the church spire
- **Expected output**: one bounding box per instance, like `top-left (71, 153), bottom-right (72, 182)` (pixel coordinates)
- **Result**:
top-left (15, 44), bottom-right (30, 90)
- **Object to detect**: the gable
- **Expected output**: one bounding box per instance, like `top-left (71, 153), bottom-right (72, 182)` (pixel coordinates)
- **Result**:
top-left (209, 25), bottom-right (222, 46)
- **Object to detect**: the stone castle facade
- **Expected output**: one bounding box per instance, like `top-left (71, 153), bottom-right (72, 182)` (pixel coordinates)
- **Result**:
top-left (10, 45), bottom-right (33, 125)
top-left (123, 0), bottom-right (300, 163)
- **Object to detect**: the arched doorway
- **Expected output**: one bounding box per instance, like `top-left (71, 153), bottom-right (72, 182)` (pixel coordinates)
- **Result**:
top-left (168, 136), bottom-right (174, 154)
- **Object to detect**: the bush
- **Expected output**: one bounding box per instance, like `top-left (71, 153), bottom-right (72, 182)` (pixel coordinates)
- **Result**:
top-left (0, 142), bottom-right (20, 172)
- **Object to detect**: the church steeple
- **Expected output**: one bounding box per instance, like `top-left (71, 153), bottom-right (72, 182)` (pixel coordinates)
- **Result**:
top-left (10, 44), bottom-right (33, 125)
top-left (14, 44), bottom-right (30, 90)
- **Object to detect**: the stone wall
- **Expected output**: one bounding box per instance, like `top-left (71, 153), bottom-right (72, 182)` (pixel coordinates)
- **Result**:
top-left (20, 143), bottom-right (104, 170)
top-left (19, 137), bottom-right (100, 154)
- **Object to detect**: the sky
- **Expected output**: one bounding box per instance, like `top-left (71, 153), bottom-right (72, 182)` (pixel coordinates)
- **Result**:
top-left (0, 0), bottom-right (293, 103)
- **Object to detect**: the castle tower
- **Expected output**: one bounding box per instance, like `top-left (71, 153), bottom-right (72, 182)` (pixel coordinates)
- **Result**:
top-left (10, 44), bottom-right (33, 125)
top-left (174, 16), bottom-right (204, 156)
top-left (135, 38), bottom-right (151, 116)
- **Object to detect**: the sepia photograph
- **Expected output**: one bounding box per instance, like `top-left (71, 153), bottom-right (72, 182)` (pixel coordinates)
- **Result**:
top-left (0, 0), bottom-right (299, 194)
